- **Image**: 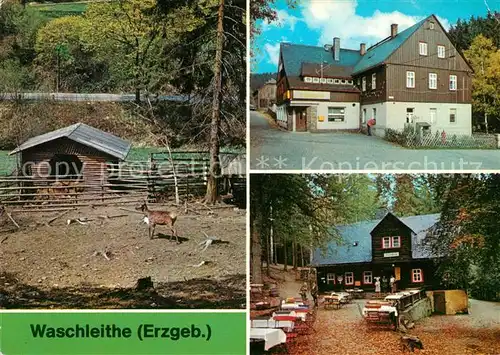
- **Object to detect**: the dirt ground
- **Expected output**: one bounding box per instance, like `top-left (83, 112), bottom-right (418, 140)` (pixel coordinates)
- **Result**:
top-left (288, 300), bottom-right (500, 355)
top-left (0, 203), bottom-right (246, 309)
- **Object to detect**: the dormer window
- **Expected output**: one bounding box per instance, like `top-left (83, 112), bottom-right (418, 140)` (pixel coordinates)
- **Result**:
top-left (340, 79), bottom-right (346, 84)
top-left (304, 77), bottom-right (313, 83)
top-left (327, 78), bottom-right (334, 84)
top-left (313, 77), bottom-right (320, 83)
top-left (320, 78), bottom-right (327, 84)
top-left (382, 236), bottom-right (401, 249)
top-left (334, 79), bottom-right (341, 84)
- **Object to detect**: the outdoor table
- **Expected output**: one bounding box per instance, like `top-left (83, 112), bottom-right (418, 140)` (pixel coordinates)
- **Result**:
top-left (281, 303), bottom-right (306, 310)
top-left (362, 304), bottom-right (398, 317)
top-left (250, 328), bottom-right (287, 351)
top-left (251, 318), bottom-right (295, 329)
top-left (273, 310), bottom-right (306, 321)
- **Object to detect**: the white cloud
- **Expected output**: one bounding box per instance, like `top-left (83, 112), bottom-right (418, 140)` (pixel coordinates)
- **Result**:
top-left (300, 0), bottom-right (450, 49)
top-left (262, 9), bottom-right (300, 32)
top-left (264, 43), bottom-right (281, 66)
top-left (436, 15), bottom-right (451, 31)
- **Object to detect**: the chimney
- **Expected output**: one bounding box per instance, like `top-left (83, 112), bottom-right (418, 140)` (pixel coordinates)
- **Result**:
top-left (360, 43), bottom-right (366, 56)
top-left (333, 37), bottom-right (340, 61)
top-left (391, 24), bottom-right (398, 38)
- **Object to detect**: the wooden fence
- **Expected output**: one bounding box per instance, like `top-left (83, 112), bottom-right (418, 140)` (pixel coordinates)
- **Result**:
top-left (0, 151), bottom-right (245, 212)
top-left (386, 128), bottom-right (498, 149)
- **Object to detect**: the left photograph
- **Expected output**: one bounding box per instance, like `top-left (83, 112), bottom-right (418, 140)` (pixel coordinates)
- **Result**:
top-left (0, 0), bottom-right (246, 309)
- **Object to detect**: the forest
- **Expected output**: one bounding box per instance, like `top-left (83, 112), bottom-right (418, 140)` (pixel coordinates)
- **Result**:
top-left (250, 174), bottom-right (500, 301)
top-left (0, 0), bottom-right (246, 153)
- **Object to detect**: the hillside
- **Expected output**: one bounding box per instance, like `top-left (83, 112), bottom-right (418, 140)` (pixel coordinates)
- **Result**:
top-left (250, 72), bottom-right (276, 92)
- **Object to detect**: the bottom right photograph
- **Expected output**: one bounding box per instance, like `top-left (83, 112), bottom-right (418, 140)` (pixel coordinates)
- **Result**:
top-left (249, 173), bottom-right (500, 355)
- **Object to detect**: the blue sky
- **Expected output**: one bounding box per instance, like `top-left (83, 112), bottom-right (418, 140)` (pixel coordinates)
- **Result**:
top-left (252, 0), bottom-right (499, 73)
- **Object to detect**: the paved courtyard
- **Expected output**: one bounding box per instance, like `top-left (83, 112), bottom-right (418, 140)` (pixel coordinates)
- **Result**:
top-left (250, 111), bottom-right (500, 171)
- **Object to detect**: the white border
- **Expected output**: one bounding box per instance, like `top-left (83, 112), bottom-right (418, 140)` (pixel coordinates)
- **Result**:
top-left (245, 0), bottom-right (251, 354)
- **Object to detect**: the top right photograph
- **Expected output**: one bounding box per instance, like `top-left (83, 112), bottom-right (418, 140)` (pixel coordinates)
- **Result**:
top-left (250, 0), bottom-right (500, 171)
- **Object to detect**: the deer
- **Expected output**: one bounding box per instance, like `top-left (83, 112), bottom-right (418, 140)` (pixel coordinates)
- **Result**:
top-left (138, 201), bottom-right (179, 243)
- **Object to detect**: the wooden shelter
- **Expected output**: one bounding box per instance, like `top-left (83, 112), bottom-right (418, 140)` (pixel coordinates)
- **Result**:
top-left (9, 123), bottom-right (131, 192)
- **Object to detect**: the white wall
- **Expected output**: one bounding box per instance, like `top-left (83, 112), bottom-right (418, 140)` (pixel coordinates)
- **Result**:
top-left (360, 103), bottom-right (388, 137)
top-left (276, 104), bottom-right (288, 129)
top-left (315, 102), bottom-right (360, 130)
top-left (386, 102), bottom-right (472, 136)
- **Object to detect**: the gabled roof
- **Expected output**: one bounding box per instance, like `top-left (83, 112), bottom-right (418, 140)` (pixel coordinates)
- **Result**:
top-left (10, 123), bottom-right (131, 160)
top-left (311, 213), bottom-right (440, 266)
top-left (352, 17), bottom-right (427, 74)
top-left (279, 15), bottom-right (436, 79)
top-left (280, 43), bottom-right (361, 77)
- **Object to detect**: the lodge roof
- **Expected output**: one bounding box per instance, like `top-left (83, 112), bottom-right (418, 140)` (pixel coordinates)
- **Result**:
top-left (312, 212), bottom-right (440, 266)
top-left (10, 123), bottom-right (131, 160)
top-left (279, 16), bottom-right (431, 79)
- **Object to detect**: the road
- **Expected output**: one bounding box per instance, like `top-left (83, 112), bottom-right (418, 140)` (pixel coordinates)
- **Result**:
top-left (250, 110), bottom-right (500, 171)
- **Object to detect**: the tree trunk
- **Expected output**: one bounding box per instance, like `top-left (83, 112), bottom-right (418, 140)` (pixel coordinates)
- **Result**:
top-left (283, 240), bottom-right (288, 271)
top-left (485, 112), bottom-right (489, 134)
top-left (251, 230), bottom-right (263, 284)
top-left (266, 206), bottom-right (271, 277)
top-left (204, 0), bottom-right (225, 204)
top-left (269, 205), bottom-right (274, 264)
top-left (292, 238), bottom-right (297, 270)
top-left (135, 39), bottom-right (141, 103)
top-left (300, 244), bottom-right (304, 267)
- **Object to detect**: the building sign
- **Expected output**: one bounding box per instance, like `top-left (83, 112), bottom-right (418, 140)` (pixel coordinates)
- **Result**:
top-left (293, 90), bottom-right (330, 100)
top-left (384, 252), bottom-right (399, 258)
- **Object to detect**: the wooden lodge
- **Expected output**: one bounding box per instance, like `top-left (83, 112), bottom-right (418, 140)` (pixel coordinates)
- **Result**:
top-left (9, 123), bottom-right (131, 192)
top-left (312, 212), bottom-right (443, 293)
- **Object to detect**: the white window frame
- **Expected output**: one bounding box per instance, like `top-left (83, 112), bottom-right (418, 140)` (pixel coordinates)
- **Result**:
top-left (345, 272), bottom-right (354, 285)
top-left (412, 269), bottom-right (423, 283)
top-left (430, 108), bottom-right (437, 124)
top-left (438, 45), bottom-right (446, 58)
top-left (362, 108), bottom-right (367, 124)
top-left (429, 22), bottom-right (435, 30)
top-left (363, 271), bottom-right (373, 284)
top-left (320, 77), bottom-right (327, 84)
top-left (371, 73), bottom-right (376, 90)
top-left (372, 108), bottom-right (377, 120)
top-left (326, 78), bottom-right (334, 84)
top-left (304, 77), bottom-right (313, 83)
top-left (362, 77), bottom-right (366, 92)
top-left (383, 236), bottom-right (401, 249)
top-left (312, 77), bottom-right (320, 83)
top-left (429, 73), bottom-right (437, 89)
top-left (328, 107), bottom-right (345, 122)
top-left (450, 108), bottom-right (457, 123)
top-left (327, 273), bottom-right (336, 284)
top-left (449, 75), bottom-right (457, 91)
top-left (419, 42), bottom-right (428, 56)
top-left (406, 71), bottom-right (415, 88)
